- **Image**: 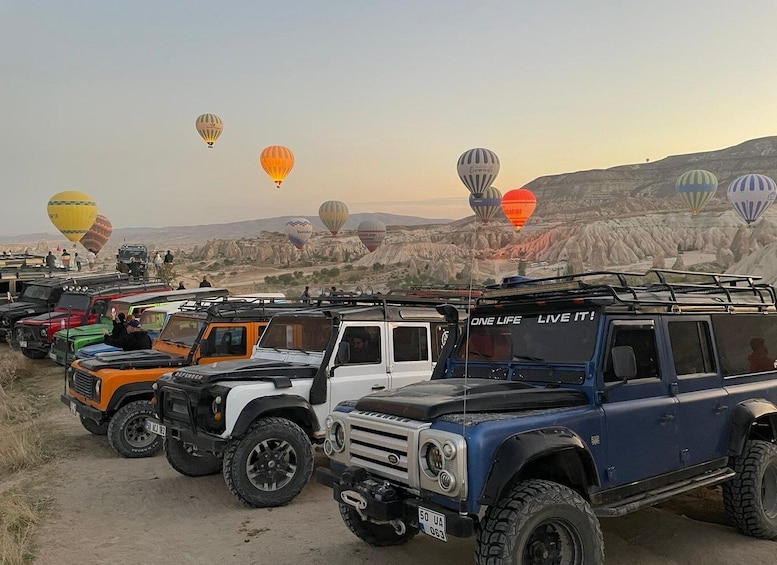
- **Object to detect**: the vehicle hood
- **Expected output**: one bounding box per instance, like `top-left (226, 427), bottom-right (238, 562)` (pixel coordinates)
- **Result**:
top-left (78, 349), bottom-right (188, 371)
top-left (170, 358), bottom-right (318, 385)
top-left (354, 378), bottom-right (587, 422)
top-left (60, 324), bottom-right (110, 338)
top-left (0, 301), bottom-right (48, 318)
top-left (20, 310), bottom-right (75, 326)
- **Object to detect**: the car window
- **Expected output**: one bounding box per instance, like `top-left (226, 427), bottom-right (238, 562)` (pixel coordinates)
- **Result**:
top-left (343, 326), bottom-right (381, 365)
top-left (668, 321), bottom-right (715, 376)
top-left (393, 326), bottom-right (428, 362)
top-left (604, 327), bottom-right (660, 382)
top-left (712, 314), bottom-right (777, 376)
top-left (204, 326), bottom-right (247, 357)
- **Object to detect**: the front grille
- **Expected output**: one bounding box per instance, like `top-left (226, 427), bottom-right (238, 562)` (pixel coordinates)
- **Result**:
top-left (53, 336), bottom-right (68, 355)
top-left (72, 371), bottom-right (97, 399)
top-left (345, 411), bottom-right (428, 487)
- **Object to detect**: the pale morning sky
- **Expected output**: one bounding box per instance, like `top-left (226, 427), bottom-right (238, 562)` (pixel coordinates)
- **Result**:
top-left (3, 1), bottom-right (776, 236)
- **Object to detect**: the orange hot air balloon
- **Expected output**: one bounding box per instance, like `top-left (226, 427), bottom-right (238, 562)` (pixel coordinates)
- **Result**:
top-left (80, 214), bottom-right (112, 254)
top-left (259, 145), bottom-right (295, 188)
top-left (501, 188), bottom-right (536, 232)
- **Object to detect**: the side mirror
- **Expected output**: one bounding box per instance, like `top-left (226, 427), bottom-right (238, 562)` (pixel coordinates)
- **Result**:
top-left (335, 341), bottom-right (350, 366)
top-left (611, 346), bottom-right (637, 380)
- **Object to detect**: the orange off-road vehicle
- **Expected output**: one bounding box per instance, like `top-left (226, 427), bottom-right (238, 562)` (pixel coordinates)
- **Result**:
top-left (61, 297), bottom-right (304, 458)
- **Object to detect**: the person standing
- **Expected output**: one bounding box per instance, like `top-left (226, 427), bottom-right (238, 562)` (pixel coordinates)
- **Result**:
top-left (128, 257), bottom-right (142, 280)
top-left (300, 285), bottom-right (311, 303)
top-left (199, 276), bottom-right (212, 288)
top-left (86, 250), bottom-right (96, 270)
top-left (45, 251), bottom-right (56, 273)
top-left (75, 252), bottom-right (82, 271)
top-left (164, 250), bottom-right (174, 264)
top-left (177, 281), bottom-right (186, 290)
top-left (61, 249), bottom-right (71, 271)
top-left (153, 252), bottom-right (163, 276)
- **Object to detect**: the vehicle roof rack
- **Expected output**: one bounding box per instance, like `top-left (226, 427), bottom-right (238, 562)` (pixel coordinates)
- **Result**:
top-left (176, 295), bottom-right (294, 315)
top-left (480, 269), bottom-right (777, 312)
top-left (313, 287), bottom-right (479, 308)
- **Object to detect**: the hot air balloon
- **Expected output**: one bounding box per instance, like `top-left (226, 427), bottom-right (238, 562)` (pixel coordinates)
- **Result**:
top-left (195, 113), bottom-right (223, 148)
top-left (469, 186), bottom-right (502, 224)
top-left (285, 218), bottom-right (313, 250)
top-left (676, 170), bottom-right (718, 216)
top-left (319, 200), bottom-right (349, 236)
top-left (80, 214), bottom-right (112, 254)
top-left (357, 220), bottom-right (386, 252)
top-left (47, 191), bottom-right (98, 243)
top-left (727, 174), bottom-right (777, 226)
top-left (260, 146), bottom-right (295, 187)
top-left (501, 188), bottom-right (537, 232)
top-left (457, 148), bottom-right (500, 198)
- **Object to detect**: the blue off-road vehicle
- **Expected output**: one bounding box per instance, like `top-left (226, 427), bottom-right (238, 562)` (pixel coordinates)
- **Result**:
top-left (319, 270), bottom-right (777, 563)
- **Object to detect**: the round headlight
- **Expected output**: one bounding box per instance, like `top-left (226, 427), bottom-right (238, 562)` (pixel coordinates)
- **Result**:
top-left (443, 442), bottom-right (456, 460)
top-left (330, 421), bottom-right (345, 452)
top-left (40, 328), bottom-right (48, 336)
top-left (325, 415), bottom-right (334, 430)
top-left (438, 470), bottom-right (456, 492)
top-left (211, 396), bottom-right (223, 414)
top-left (151, 382), bottom-right (158, 391)
top-left (422, 441), bottom-right (444, 478)
top-left (1, 318), bottom-right (8, 327)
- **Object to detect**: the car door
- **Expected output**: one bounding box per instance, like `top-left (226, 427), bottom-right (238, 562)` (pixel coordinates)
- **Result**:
top-left (197, 324), bottom-right (248, 364)
top-left (387, 322), bottom-right (434, 391)
top-left (600, 318), bottom-right (681, 487)
top-left (665, 317), bottom-right (728, 467)
top-left (327, 324), bottom-right (389, 412)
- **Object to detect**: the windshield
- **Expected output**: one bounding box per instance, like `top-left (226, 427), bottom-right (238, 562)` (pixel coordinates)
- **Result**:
top-left (157, 315), bottom-right (206, 347)
top-left (139, 310), bottom-right (168, 331)
top-left (118, 248), bottom-right (147, 262)
top-left (258, 315), bottom-right (332, 351)
top-left (456, 310), bottom-right (598, 364)
top-left (56, 293), bottom-right (91, 312)
top-left (20, 285), bottom-right (52, 301)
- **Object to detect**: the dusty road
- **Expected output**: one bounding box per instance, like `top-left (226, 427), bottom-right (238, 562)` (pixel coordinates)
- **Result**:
top-left (27, 368), bottom-right (777, 565)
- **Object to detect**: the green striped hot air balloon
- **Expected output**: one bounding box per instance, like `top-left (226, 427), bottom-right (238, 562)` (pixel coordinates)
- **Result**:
top-left (195, 113), bottom-right (223, 148)
top-left (676, 170), bottom-right (718, 216)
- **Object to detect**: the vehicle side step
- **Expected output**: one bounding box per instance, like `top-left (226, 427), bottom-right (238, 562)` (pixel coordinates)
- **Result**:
top-left (594, 467), bottom-right (735, 517)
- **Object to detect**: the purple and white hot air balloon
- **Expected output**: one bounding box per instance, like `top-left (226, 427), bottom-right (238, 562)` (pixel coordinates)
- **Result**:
top-left (285, 218), bottom-right (313, 249)
top-left (469, 186), bottom-right (503, 224)
top-left (727, 174), bottom-right (777, 226)
top-left (357, 220), bottom-right (386, 252)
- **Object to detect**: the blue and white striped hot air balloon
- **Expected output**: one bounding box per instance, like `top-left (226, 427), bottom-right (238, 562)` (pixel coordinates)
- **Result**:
top-left (285, 218), bottom-right (313, 249)
top-left (727, 174), bottom-right (777, 226)
top-left (675, 170), bottom-right (718, 216)
top-left (469, 186), bottom-right (502, 223)
top-left (457, 148), bottom-right (500, 198)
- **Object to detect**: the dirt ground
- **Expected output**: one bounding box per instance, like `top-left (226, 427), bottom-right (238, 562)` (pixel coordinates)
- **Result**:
top-left (21, 363), bottom-right (777, 565)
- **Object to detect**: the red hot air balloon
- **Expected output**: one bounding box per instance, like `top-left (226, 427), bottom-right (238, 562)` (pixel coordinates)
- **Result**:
top-left (357, 220), bottom-right (386, 252)
top-left (80, 214), bottom-right (112, 254)
top-left (501, 189), bottom-right (537, 232)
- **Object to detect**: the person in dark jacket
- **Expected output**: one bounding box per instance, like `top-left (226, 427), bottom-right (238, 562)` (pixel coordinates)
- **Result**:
top-left (199, 276), bottom-right (212, 288)
top-left (104, 319), bottom-right (152, 351)
top-left (108, 311), bottom-right (127, 340)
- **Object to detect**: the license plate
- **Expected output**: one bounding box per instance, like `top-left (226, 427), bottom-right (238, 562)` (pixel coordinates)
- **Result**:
top-left (69, 401), bottom-right (77, 416)
top-left (19, 340), bottom-right (27, 348)
top-left (418, 507), bottom-right (447, 542)
top-left (49, 352), bottom-right (57, 361)
top-left (145, 420), bottom-right (166, 437)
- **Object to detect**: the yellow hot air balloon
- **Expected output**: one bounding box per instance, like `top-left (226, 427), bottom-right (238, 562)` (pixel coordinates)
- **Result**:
top-left (195, 113), bottom-right (223, 148)
top-left (47, 191), bottom-right (98, 243)
top-left (319, 200), bottom-right (349, 235)
top-left (259, 145), bottom-right (294, 188)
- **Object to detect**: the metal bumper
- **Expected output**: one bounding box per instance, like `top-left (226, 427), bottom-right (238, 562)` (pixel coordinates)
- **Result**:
top-left (61, 393), bottom-right (106, 423)
top-left (316, 466), bottom-right (475, 539)
top-left (151, 417), bottom-right (227, 453)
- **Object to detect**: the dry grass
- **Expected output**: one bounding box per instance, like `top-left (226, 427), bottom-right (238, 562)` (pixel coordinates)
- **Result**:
top-left (0, 350), bottom-right (48, 564)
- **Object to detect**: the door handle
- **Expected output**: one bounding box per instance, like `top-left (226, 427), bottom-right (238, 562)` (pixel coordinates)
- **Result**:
top-left (714, 404), bottom-right (729, 414)
top-left (371, 385), bottom-right (385, 391)
top-left (659, 413), bottom-right (675, 424)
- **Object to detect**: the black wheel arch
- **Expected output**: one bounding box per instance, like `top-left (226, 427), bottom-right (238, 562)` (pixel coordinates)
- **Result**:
top-left (231, 394), bottom-right (321, 439)
top-left (478, 427), bottom-right (600, 506)
top-left (728, 399), bottom-right (777, 456)
top-left (106, 382), bottom-right (155, 413)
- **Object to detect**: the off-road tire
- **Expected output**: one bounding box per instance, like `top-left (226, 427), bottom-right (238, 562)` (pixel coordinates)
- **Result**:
top-left (723, 439), bottom-right (777, 539)
top-left (107, 400), bottom-right (162, 458)
top-left (339, 502), bottom-right (419, 546)
top-left (475, 479), bottom-right (604, 565)
top-left (79, 415), bottom-right (109, 435)
top-left (223, 417), bottom-right (313, 508)
top-left (165, 438), bottom-right (222, 477)
top-left (21, 348), bottom-right (47, 360)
